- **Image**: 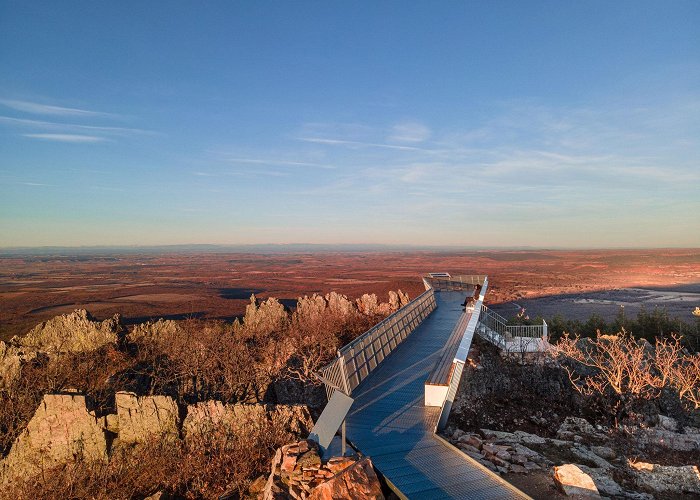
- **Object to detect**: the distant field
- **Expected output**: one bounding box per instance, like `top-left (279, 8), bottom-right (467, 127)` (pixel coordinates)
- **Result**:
top-left (1, 249), bottom-right (699, 340)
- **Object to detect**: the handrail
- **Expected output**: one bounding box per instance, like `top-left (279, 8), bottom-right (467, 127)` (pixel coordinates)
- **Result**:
top-left (319, 287), bottom-right (437, 399)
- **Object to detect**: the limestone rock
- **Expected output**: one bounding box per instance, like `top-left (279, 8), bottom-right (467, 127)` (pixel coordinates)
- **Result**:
top-left (128, 318), bottom-right (180, 343)
top-left (325, 292), bottom-right (357, 319)
top-left (16, 309), bottom-right (123, 354)
top-left (182, 401), bottom-right (312, 445)
top-left (553, 464), bottom-right (601, 498)
top-left (356, 294), bottom-right (380, 316)
top-left (571, 444), bottom-right (613, 469)
top-left (115, 391), bottom-right (179, 445)
top-left (0, 392), bottom-right (108, 485)
top-left (0, 341), bottom-right (25, 388)
top-left (557, 417), bottom-right (601, 440)
top-left (295, 294), bottom-right (328, 323)
top-left (308, 458), bottom-right (384, 500)
top-left (398, 290), bottom-right (410, 307)
top-left (244, 295), bottom-right (288, 334)
top-left (513, 430), bottom-right (546, 445)
top-left (632, 426), bottom-right (700, 452)
top-left (388, 291), bottom-right (400, 311)
top-left (577, 465), bottom-right (624, 497)
top-left (630, 462), bottom-right (700, 495)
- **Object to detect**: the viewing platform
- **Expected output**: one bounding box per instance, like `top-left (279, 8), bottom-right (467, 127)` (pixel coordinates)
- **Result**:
top-left (310, 274), bottom-right (547, 499)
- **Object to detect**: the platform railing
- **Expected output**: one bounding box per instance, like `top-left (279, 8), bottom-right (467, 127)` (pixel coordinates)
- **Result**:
top-left (424, 274), bottom-right (487, 291)
top-left (319, 287), bottom-right (437, 400)
top-left (477, 304), bottom-right (548, 347)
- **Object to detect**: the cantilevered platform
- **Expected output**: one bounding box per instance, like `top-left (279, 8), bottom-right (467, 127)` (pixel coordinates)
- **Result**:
top-left (343, 291), bottom-right (529, 499)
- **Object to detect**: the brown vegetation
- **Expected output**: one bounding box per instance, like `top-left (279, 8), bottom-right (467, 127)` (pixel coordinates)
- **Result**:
top-left (552, 332), bottom-right (700, 423)
top-left (0, 291), bottom-right (398, 497)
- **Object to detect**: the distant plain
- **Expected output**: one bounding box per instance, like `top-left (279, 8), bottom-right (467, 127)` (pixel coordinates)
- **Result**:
top-left (1, 249), bottom-right (699, 340)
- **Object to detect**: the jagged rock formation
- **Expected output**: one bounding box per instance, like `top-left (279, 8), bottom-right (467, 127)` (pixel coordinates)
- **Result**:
top-left (356, 294), bottom-right (380, 316)
top-left (325, 291), bottom-right (357, 319)
top-left (261, 440), bottom-right (384, 499)
top-left (114, 392), bottom-right (180, 446)
top-left (182, 401), bottom-right (312, 445)
top-left (244, 295), bottom-right (288, 334)
top-left (14, 309), bottom-right (124, 354)
top-left (0, 392), bottom-right (108, 486)
top-left (128, 318), bottom-right (180, 343)
top-left (0, 341), bottom-right (28, 389)
top-left (355, 290), bottom-right (409, 316)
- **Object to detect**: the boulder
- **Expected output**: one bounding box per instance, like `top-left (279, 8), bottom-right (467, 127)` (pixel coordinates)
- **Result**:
top-left (16, 309), bottom-right (123, 353)
top-left (630, 461), bottom-right (700, 495)
top-left (0, 392), bottom-right (108, 485)
top-left (114, 391), bottom-right (179, 445)
top-left (632, 427), bottom-right (700, 452)
top-left (571, 444), bottom-right (613, 469)
top-left (557, 417), bottom-right (600, 440)
top-left (480, 428), bottom-right (517, 441)
top-left (577, 465), bottom-right (624, 497)
top-left (553, 464), bottom-right (601, 498)
top-left (308, 457), bottom-right (384, 500)
top-left (513, 430), bottom-right (546, 445)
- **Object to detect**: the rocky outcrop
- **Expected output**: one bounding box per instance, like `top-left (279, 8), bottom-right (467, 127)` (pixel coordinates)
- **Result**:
top-left (0, 392), bottom-right (108, 485)
top-left (127, 318), bottom-right (180, 343)
top-left (15, 309), bottom-right (123, 354)
top-left (261, 440), bottom-right (383, 500)
top-left (356, 294), bottom-right (380, 316)
top-left (325, 292), bottom-right (357, 319)
top-left (449, 429), bottom-right (547, 474)
top-left (630, 461), bottom-right (700, 495)
top-left (355, 291), bottom-right (409, 316)
top-left (553, 464), bottom-right (600, 498)
top-left (0, 341), bottom-right (27, 388)
top-left (244, 295), bottom-right (288, 334)
top-left (114, 391), bottom-right (180, 446)
top-left (182, 401), bottom-right (312, 445)
top-left (631, 425), bottom-right (700, 452)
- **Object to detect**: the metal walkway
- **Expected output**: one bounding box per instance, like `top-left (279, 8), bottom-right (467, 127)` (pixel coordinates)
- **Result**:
top-left (344, 291), bottom-right (529, 499)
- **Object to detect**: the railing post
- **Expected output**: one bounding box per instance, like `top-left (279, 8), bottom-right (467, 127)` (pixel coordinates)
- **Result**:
top-left (338, 354), bottom-right (351, 395)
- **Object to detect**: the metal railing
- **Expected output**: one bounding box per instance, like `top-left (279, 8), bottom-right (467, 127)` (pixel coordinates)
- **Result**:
top-left (424, 274), bottom-right (487, 291)
top-left (319, 288), bottom-right (437, 399)
top-left (477, 304), bottom-right (548, 347)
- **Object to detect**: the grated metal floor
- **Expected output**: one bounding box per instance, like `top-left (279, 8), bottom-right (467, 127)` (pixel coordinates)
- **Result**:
top-left (345, 291), bottom-right (530, 499)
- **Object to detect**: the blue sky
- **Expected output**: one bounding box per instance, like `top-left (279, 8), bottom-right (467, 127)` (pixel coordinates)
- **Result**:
top-left (1, 1), bottom-right (698, 248)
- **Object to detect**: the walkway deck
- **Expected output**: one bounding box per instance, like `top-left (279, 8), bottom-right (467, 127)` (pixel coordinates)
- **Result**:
top-left (344, 291), bottom-right (529, 499)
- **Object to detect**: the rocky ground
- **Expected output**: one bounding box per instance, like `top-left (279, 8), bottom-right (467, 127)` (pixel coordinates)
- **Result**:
top-left (444, 338), bottom-right (700, 499)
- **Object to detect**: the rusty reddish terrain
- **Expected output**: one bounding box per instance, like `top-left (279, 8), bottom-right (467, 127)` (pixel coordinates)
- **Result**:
top-left (1, 249), bottom-right (699, 340)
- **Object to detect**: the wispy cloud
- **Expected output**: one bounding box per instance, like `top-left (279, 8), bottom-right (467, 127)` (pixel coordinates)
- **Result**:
top-left (298, 136), bottom-right (427, 151)
top-left (388, 121), bottom-right (431, 143)
top-left (16, 181), bottom-right (55, 187)
top-left (221, 156), bottom-right (335, 169)
top-left (0, 98), bottom-right (113, 118)
top-left (23, 133), bottom-right (106, 143)
top-left (0, 116), bottom-right (152, 136)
